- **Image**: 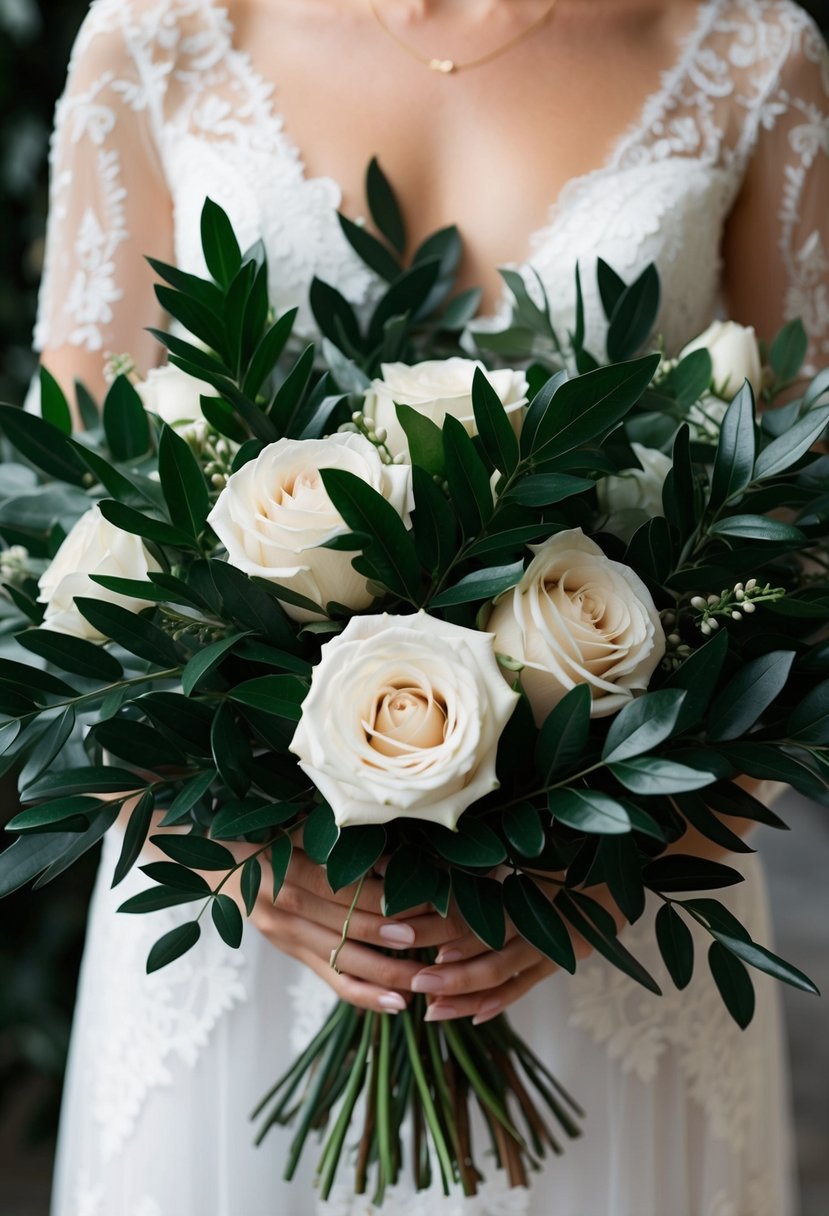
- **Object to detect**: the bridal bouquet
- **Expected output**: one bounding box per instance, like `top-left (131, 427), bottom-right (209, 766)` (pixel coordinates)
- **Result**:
top-left (1, 167), bottom-right (828, 1202)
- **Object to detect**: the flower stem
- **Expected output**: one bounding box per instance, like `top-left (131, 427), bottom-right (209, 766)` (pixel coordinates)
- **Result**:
top-left (330, 874), bottom-right (366, 973)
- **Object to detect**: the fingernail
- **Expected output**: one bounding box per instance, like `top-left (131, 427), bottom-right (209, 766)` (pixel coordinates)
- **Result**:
top-left (378, 992), bottom-right (407, 1012)
top-left (424, 1003), bottom-right (458, 1022)
top-left (379, 922), bottom-right (416, 946)
top-left (411, 972), bottom-right (445, 994)
top-left (436, 947), bottom-right (463, 964)
top-left (472, 998), bottom-right (502, 1026)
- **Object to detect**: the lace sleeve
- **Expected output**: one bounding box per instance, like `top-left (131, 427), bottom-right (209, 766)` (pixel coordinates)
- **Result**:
top-left (34, 2), bottom-right (174, 395)
top-left (722, 7), bottom-right (829, 375)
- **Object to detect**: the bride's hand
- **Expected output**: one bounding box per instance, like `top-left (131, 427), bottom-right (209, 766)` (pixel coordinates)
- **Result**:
top-left (227, 843), bottom-right (467, 1015)
top-left (413, 885), bottom-right (624, 1025)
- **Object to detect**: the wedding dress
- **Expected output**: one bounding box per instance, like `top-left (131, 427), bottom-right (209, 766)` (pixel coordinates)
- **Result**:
top-left (32, 2), bottom-right (829, 1214)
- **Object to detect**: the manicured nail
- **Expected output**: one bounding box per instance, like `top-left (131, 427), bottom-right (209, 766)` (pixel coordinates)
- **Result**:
top-left (424, 1003), bottom-right (458, 1022)
top-left (472, 998), bottom-right (502, 1026)
top-left (411, 972), bottom-right (445, 994)
top-left (378, 992), bottom-right (407, 1012)
top-left (436, 947), bottom-right (463, 964)
top-left (379, 922), bottom-right (416, 946)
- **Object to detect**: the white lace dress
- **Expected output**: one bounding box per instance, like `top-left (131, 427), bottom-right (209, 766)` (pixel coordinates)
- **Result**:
top-left (33, 2), bottom-right (829, 1214)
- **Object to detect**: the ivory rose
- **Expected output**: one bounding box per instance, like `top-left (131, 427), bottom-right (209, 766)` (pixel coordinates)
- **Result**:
top-left (680, 320), bottom-right (763, 400)
top-left (488, 528), bottom-right (665, 722)
top-left (290, 612), bottom-right (520, 829)
top-left (363, 358), bottom-right (528, 459)
top-left (135, 362), bottom-right (220, 427)
top-left (596, 443), bottom-right (673, 541)
top-left (38, 505), bottom-right (161, 640)
top-left (207, 434), bottom-right (412, 622)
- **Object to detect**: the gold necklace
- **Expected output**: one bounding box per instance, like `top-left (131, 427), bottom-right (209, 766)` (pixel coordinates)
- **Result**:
top-left (367, 0), bottom-right (560, 75)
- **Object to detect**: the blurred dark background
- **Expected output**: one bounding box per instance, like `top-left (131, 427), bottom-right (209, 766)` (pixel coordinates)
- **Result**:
top-left (1, 1), bottom-right (828, 1212)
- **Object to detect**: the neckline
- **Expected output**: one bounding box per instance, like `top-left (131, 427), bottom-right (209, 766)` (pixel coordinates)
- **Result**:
top-left (201, 0), bottom-right (724, 299)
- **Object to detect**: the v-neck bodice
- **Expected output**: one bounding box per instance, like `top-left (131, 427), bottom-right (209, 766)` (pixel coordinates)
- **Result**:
top-left (35, 0), bottom-right (829, 368)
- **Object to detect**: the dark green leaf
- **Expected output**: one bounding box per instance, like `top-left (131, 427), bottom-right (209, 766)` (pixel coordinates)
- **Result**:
top-left (15, 627), bottom-right (123, 685)
top-left (610, 756), bottom-right (718, 795)
top-left (310, 278), bottom-right (362, 352)
top-left (602, 689), bottom-right (686, 764)
top-left (503, 874), bottom-right (575, 972)
top-left (212, 893), bottom-right (244, 948)
top-left (707, 650), bottom-right (795, 742)
top-left (103, 376), bottom-right (152, 461)
top-left (6, 795), bottom-right (104, 833)
top-left (664, 629), bottom-right (728, 731)
top-left (708, 515), bottom-right (804, 542)
top-left (112, 789), bottom-right (155, 887)
top-left (97, 499), bottom-right (198, 550)
top-left (535, 684), bottom-right (591, 784)
top-left (672, 792), bottom-right (754, 854)
top-left (147, 921), bottom-right (202, 974)
top-left (433, 819), bottom-right (507, 868)
top-left (366, 157), bottom-right (406, 254)
top-left (18, 708), bottom-right (76, 787)
top-left (39, 366), bottom-right (72, 434)
top-left (655, 903), bottom-right (694, 989)
top-left (519, 369), bottom-right (568, 456)
top-left (92, 718), bottom-right (186, 769)
top-left (208, 561), bottom-right (299, 650)
top-left (754, 405), bottom-right (829, 480)
top-left (642, 854), bottom-right (744, 893)
top-left (0, 832), bottom-right (82, 896)
top-left (788, 677), bottom-right (829, 743)
top-left (383, 849), bottom-right (440, 917)
top-left (451, 871), bottom-right (505, 950)
top-left (140, 861), bottom-right (212, 893)
top-left (150, 832), bottom-right (236, 871)
top-left (0, 657), bottom-right (77, 698)
top-left (242, 308), bottom-right (298, 399)
top-left (471, 366), bottom-right (520, 475)
top-left (713, 933), bottom-right (818, 995)
top-left (73, 598), bottom-right (182, 668)
top-left (708, 940), bottom-right (755, 1027)
top-left (231, 675), bottom-right (308, 720)
top-left (118, 888), bottom-right (205, 914)
top-left (596, 259), bottom-right (626, 319)
top-left (442, 413), bottom-right (493, 536)
top-left (601, 833), bottom-right (647, 923)
top-left (338, 213), bottom-right (401, 281)
top-left (441, 288), bottom-right (483, 331)
top-left (270, 344), bottom-right (316, 433)
top-left (326, 825), bottom-right (386, 892)
top-left (303, 803), bottom-right (338, 864)
top-left (271, 835), bottom-right (293, 900)
top-left (33, 809), bottom-right (119, 888)
top-left (24, 766), bottom-right (147, 799)
top-left (201, 197), bottom-right (242, 287)
top-left (211, 801), bottom-right (297, 838)
top-left (502, 802), bottom-right (546, 859)
top-left (395, 405), bottom-right (446, 475)
top-left (606, 264), bottom-right (660, 362)
top-left (530, 356), bottom-right (661, 462)
top-left (0, 404), bottom-right (87, 485)
top-left (550, 788), bottom-right (631, 835)
top-left (241, 856), bottom-right (262, 916)
top-left (411, 465), bottom-right (457, 576)
top-left (663, 348), bottom-right (712, 407)
top-left (430, 560), bottom-right (524, 608)
top-left (505, 474), bottom-right (593, 507)
top-left (770, 318), bottom-right (808, 383)
top-left (210, 702), bottom-right (252, 797)
top-left (710, 381), bottom-right (756, 509)
top-left (368, 260), bottom-right (441, 347)
top-left (158, 769), bottom-right (217, 826)
top-left (182, 631), bottom-right (249, 696)
top-left (320, 468), bottom-right (421, 601)
top-left (556, 890), bottom-right (661, 994)
top-left (158, 423), bottom-right (210, 536)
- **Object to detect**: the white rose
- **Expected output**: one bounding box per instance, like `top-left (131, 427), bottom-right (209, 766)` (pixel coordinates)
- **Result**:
top-left (596, 443), bottom-right (673, 542)
top-left (488, 528), bottom-right (665, 722)
top-left (290, 612), bottom-right (519, 830)
top-left (207, 433), bottom-right (413, 622)
top-left (38, 505), bottom-right (162, 640)
top-left (680, 320), bottom-right (763, 400)
top-left (364, 358), bottom-right (528, 459)
top-left (135, 363), bottom-right (220, 427)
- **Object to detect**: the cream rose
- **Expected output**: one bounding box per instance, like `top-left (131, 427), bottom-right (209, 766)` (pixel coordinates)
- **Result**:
top-left (363, 358), bottom-right (528, 459)
top-left (596, 443), bottom-right (672, 542)
top-left (207, 434), bottom-right (412, 622)
top-left (488, 528), bottom-right (665, 722)
top-left (680, 320), bottom-right (763, 400)
top-left (290, 612), bottom-right (519, 829)
top-left (38, 505), bottom-right (162, 640)
top-left (135, 363), bottom-right (220, 427)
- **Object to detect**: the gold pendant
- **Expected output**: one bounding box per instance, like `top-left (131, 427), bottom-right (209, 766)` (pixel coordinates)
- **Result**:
top-left (429, 58), bottom-right (456, 74)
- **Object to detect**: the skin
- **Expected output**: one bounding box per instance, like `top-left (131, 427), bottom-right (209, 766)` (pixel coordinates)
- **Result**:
top-left (55, 0), bottom-right (782, 1019)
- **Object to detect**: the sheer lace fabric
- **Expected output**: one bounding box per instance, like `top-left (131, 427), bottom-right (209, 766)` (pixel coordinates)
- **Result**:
top-left (37, 2), bottom-right (829, 1214)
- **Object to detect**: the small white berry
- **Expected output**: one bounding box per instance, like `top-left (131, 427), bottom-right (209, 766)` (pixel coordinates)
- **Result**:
top-left (374, 427), bottom-right (388, 445)
top-left (700, 621), bottom-right (712, 635)
top-left (707, 594), bottom-right (719, 606)
top-left (690, 596), bottom-right (707, 611)
top-left (362, 416), bottom-right (376, 432)
top-left (731, 611), bottom-right (742, 621)
top-left (668, 633), bottom-right (681, 646)
top-left (743, 601), bottom-right (756, 613)
top-left (746, 578), bottom-right (757, 591)
top-left (351, 411), bottom-right (364, 425)
top-left (735, 589), bottom-right (745, 602)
